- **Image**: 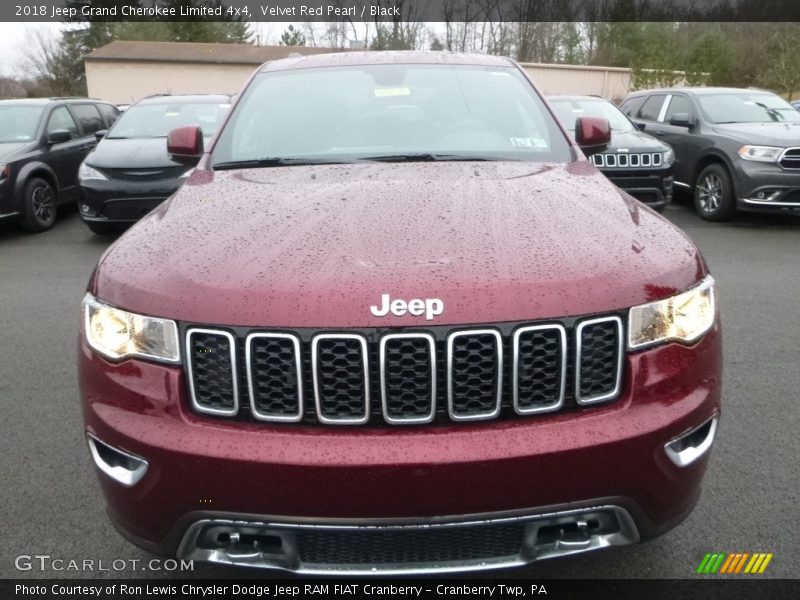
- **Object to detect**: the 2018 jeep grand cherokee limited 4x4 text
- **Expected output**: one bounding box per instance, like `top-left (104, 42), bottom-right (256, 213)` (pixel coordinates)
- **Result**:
top-left (79, 52), bottom-right (721, 574)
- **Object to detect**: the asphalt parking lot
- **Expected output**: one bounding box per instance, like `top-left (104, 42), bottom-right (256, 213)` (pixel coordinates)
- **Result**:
top-left (1, 200), bottom-right (798, 580)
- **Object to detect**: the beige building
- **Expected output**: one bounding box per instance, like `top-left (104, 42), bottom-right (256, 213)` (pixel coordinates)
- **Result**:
top-left (85, 41), bottom-right (634, 105)
top-left (519, 62), bottom-right (632, 102)
top-left (84, 41), bottom-right (344, 104)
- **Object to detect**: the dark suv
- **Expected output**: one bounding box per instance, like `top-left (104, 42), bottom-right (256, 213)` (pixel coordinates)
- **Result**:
top-left (549, 95), bottom-right (673, 212)
top-left (622, 87), bottom-right (800, 221)
top-left (0, 98), bottom-right (119, 232)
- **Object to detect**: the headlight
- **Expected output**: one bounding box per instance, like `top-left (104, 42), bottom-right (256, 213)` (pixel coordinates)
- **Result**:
top-left (78, 162), bottom-right (107, 181)
top-left (628, 276), bottom-right (715, 349)
top-left (662, 148), bottom-right (674, 166)
top-left (737, 145), bottom-right (783, 162)
top-left (82, 293), bottom-right (180, 363)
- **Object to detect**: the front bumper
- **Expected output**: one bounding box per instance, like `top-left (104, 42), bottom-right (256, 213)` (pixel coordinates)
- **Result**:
top-left (601, 169), bottom-right (673, 210)
top-left (734, 160), bottom-right (800, 213)
top-left (79, 325), bottom-right (721, 572)
top-left (78, 178), bottom-right (183, 225)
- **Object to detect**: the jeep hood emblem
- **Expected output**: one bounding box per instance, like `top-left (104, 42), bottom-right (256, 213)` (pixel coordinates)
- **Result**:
top-left (370, 293), bottom-right (444, 321)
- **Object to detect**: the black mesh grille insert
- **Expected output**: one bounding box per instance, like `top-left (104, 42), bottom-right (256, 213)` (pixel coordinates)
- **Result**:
top-left (297, 523), bottom-right (524, 565)
top-left (314, 336), bottom-right (368, 421)
top-left (382, 335), bottom-right (434, 421)
top-left (185, 315), bottom-right (625, 426)
top-left (577, 319), bottom-right (621, 401)
top-left (515, 326), bottom-right (565, 411)
top-left (248, 335), bottom-right (301, 420)
top-left (449, 332), bottom-right (501, 418)
top-left (188, 331), bottom-right (236, 413)
top-left (780, 148), bottom-right (800, 170)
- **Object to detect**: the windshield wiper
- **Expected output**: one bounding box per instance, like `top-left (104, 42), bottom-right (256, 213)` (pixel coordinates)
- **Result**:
top-left (213, 157), bottom-right (355, 170)
top-left (360, 153), bottom-right (500, 162)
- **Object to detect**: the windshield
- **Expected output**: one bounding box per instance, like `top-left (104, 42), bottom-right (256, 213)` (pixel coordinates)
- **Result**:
top-left (0, 105), bottom-right (44, 143)
top-left (107, 101), bottom-right (229, 139)
top-left (697, 92), bottom-right (800, 124)
top-left (549, 98), bottom-right (634, 132)
top-left (211, 65), bottom-right (572, 167)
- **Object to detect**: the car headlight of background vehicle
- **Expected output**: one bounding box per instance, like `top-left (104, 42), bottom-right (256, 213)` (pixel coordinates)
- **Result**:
top-left (737, 145), bottom-right (783, 162)
top-left (628, 276), bottom-right (715, 349)
top-left (82, 293), bottom-right (180, 363)
top-left (662, 148), bottom-right (674, 166)
top-left (78, 162), bottom-right (107, 181)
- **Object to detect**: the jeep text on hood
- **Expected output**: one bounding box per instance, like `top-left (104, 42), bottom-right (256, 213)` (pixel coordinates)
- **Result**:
top-left (80, 52), bottom-right (721, 575)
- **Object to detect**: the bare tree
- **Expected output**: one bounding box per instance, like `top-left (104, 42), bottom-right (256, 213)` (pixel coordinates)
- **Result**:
top-left (17, 27), bottom-right (86, 97)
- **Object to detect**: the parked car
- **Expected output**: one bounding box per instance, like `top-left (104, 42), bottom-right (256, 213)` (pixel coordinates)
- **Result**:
top-left (80, 52), bottom-right (721, 574)
top-left (0, 97), bottom-right (119, 232)
top-left (78, 94), bottom-right (231, 234)
top-left (549, 95), bottom-right (673, 212)
top-left (621, 87), bottom-right (800, 221)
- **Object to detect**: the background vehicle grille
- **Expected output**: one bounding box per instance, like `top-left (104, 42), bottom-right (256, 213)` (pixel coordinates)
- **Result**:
top-left (96, 166), bottom-right (188, 181)
top-left (592, 152), bottom-right (663, 169)
top-left (780, 148), bottom-right (800, 170)
top-left (185, 316), bottom-right (625, 426)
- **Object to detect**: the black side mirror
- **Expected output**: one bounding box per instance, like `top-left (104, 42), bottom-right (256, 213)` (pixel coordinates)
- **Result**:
top-left (669, 113), bottom-right (693, 128)
top-left (95, 130), bottom-right (108, 141)
top-left (634, 122), bottom-right (646, 132)
top-left (47, 129), bottom-right (72, 145)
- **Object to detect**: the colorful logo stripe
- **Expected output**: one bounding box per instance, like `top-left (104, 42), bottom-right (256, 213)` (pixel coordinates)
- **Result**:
top-left (697, 552), bottom-right (773, 574)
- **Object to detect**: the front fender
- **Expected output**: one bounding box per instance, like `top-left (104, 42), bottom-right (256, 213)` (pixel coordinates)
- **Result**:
top-left (13, 161), bottom-right (60, 212)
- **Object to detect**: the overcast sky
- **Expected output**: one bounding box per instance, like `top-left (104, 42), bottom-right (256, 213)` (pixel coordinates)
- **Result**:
top-left (0, 22), bottom-right (279, 78)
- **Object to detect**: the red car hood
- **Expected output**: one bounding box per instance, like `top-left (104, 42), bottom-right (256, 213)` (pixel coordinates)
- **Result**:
top-left (94, 161), bottom-right (706, 327)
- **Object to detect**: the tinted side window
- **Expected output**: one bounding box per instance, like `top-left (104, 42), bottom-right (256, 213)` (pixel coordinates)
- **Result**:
top-left (663, 95), bottom-right (694, 122)
top-left (70, 104), bottom-right (104, 135)
top-left (96, 103), bottom-right (120, 128)
top-left (621, 96), bottom-right (645, 118)
top-left (46, 106), bottom-right (79, 139)
top-left (638, 95), bottom-right (666, 121)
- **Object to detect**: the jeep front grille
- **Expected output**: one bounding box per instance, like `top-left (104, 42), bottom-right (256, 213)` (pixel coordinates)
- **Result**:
top-left (592, 152), bottom-right (662, 168)
top-left (185, 316), bottom-right (625, 426)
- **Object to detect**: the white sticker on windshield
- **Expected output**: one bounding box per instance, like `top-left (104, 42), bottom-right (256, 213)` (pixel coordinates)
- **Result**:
top-left (510, 137), bottom-right (548, 148)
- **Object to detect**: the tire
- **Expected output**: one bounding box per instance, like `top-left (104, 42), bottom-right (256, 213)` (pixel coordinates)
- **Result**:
top-left (85, 220), bottom-right (119, 235)
top-left (20, 177), bottom-right (57, 232)
top-left (694, 164), bottom-right (736, 222)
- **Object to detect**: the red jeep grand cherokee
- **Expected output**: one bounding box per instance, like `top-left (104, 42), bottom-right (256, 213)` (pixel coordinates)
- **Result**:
top-left (79, 52), bottom-right (721, 574)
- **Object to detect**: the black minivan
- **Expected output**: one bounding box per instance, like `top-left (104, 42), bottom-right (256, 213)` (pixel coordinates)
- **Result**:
top-left (0, 98), bottom-right (119, 232)
top-left (78, 94), bottom-right (231, 234)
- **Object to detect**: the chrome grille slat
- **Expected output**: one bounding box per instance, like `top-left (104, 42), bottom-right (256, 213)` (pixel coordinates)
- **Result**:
top-left (512, 324), bottom-right (567, 414)
top-left (575, 316), bottom-right (624, 405)
top-left (593, 152), bottom-right (664, 169)
top-left (186, 328), bottom-right (239, 416)
top-left (447, 329), bottom-right (503, 422)
top-left (246, 333), bottom-right (303, 422)
top-left (380, 333), bottom-right (436, 424)
top-left (312, 334), bottom-right (369, 425)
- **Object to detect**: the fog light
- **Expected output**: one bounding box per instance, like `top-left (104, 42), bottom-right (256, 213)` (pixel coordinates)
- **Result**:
top-left (757, 192), bottom-right (765, 199)
top-left (80, 204), bottom-right (91, 213)
top-left (664, 415), bottom-right (718, 467)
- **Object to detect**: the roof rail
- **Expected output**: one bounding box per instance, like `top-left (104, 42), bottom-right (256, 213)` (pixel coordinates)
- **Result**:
top-left (49, 96), bottom-right (101, 101)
